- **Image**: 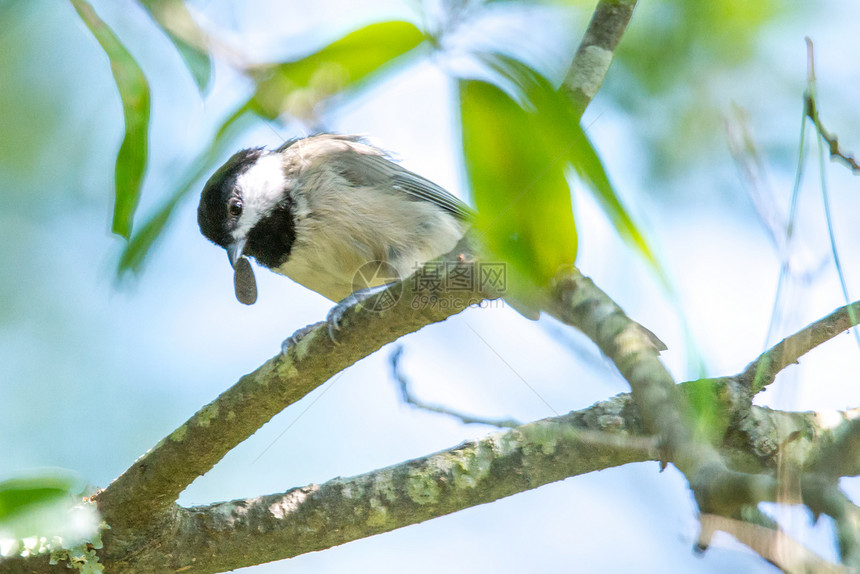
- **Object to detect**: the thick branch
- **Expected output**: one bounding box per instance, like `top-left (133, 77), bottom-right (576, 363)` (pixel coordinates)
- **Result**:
top-left (4, 368), bottom-right (858, 572)
top-left (94, 238), bottom-right (484, 535)
top-left (106, 408), bottom-right (658, 572)
top-left (808, 414), bottom-right (860, 478)
top-left (0, 393), bottom-right (657, 573)
top-left (547, 268), bottom-right (739, 512)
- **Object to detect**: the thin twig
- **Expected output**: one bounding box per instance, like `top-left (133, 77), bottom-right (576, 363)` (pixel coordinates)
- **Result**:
top-left (389, 346), bottom-right (520, 428)
top-left (725, 105), bottom-right (786, 251)
top-left (698, 514), bottom-right (847, 573)
top-left (805, 38), bottom-right (860, 351)
top-left (804, 39), bottom-right (860, 174)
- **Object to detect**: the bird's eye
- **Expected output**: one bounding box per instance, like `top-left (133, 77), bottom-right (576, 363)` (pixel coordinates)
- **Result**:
top-left (228, 198), bottom-right (243, 217)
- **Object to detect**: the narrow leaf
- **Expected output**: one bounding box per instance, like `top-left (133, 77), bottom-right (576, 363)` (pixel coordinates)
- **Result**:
top-left (71, 0), bottom-right (151, 239)
top-left (250, 21), bottom-right (425, 119)
top-left (478, 52), bottom-right (663, 279)
top-left (460, 79), bottom-right (577, 287)
top-left (137, 0), bottom-right (212, 93)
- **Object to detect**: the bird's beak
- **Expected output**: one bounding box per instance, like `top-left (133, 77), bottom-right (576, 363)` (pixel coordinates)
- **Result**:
top-left (227, 238), bottom-right (247, 268)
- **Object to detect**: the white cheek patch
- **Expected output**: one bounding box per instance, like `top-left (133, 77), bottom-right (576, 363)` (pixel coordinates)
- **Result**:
top-left (232, 153), bottom-right (287, 240)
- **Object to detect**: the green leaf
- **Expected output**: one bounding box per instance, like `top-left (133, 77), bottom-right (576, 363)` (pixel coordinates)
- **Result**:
top-left (460, 78), bottom-right (577, 287)
top-left (0, 473), bottom-right (101, 560)
top-left (477, 52), bottom-right (664, 281)
top-left (136, 0), bottom-right (212, 93)
top-left (0, 475), bottom-right (76, 521)
top-left (117, 105), bottom-right (255, 277)
top-left (681, 378), bottom-right (731, 445)
top-left (250, 20), bottom-right (426, 119)
top-left (71, 0), bottom-right (151, 239)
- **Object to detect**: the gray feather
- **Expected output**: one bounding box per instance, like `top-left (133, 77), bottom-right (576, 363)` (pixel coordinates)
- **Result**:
top-left (330, 144), bottom-right (475, 221)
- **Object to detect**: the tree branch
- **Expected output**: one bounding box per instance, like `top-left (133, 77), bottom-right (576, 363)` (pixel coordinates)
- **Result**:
top-left (739, 300), bottom-right (860, 394)
top-left (94, 257), bottom-right (860, 563)
top-left (805, 37), bottom-right (860, 174)
top-left (93, 0), bottom-right (650, 526)
top-left (698, 514), bottom-right (848, 573)
top-left (547, 268), bottom-right (743, 513)
top-left (564, 0), bottom-right (637, 116)
top-left (94, 238), bottom-right (485, 535)
top-left (104, 407), bottom-right (658, 572)
top-left (4, 355), bottom-right (858, 571)
top-left (808, 415), bottom-right (860, 478)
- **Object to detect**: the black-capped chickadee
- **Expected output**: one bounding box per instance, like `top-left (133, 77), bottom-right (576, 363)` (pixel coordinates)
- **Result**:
top-left (197, 134), bottom-right (473, 330)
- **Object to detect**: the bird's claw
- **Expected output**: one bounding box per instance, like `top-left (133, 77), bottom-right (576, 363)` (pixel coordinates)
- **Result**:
top-left (310, 285), bottom-right (393, 346)
top-left (326, 301), bottom-right (350, 344)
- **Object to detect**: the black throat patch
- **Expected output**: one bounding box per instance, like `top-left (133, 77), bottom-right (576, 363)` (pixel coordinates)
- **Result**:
top-left (244, 199), bottom-right (297, 269)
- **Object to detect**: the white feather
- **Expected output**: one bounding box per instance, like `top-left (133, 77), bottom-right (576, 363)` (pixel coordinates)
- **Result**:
top-left (231, 153), bottom-right (286, 241)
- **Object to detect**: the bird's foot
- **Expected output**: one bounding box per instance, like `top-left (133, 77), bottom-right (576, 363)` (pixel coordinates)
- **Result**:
top-left (326, 300), bottom-right (351, 343)
top-left (281, 323), bottom-right (322, 356)
top-left (326, 284), bottom-right (393, 343)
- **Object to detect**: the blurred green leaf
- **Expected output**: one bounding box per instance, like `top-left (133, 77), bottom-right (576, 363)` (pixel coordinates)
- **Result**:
top-left (681, 378), bottom-right (731, 445)
top-left (609, 0), bottom-right (780, 179)
top-left (617, 0), bottom-right (777, 97)
top-left (0, 472), bottom-right (101, 560)
top-left (71, 0), bottom-right (150, 239)
top-left (117, 105), bottom-right (255, 277)
top-left (461, 78), bottom-right (577, 287)
top-left (476, 52), bottom-right (663, 279)
top-left (250, 20), bottom-right (426, 119)
top-left (137, 0), bottom-right (212, 93)
top-left (0, 475), bottom-right (75, 521)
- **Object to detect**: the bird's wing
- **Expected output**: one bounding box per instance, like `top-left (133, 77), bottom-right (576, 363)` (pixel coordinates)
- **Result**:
top-left (332, 144), bottom-right (475, 221)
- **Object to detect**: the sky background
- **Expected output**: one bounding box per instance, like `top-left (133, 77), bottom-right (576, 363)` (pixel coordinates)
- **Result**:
top-left (2, 0), bottom-right (859, 571)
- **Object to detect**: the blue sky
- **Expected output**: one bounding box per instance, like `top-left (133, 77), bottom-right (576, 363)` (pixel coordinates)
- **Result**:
top-left (2, 0), bottom-right (859, 571)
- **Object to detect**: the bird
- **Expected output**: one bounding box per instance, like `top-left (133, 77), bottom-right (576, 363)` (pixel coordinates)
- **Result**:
top-left (197, 133), bottom-right (473, 339)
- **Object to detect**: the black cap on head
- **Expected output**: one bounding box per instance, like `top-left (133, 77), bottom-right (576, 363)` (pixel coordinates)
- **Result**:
top-left (198, 147), bottom-right (265, 247)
